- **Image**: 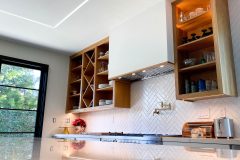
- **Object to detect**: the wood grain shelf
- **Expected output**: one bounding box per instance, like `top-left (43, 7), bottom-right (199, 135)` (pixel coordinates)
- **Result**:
top-left (177, 35), bottom-right (214, 52)
top-left (71, 79), bottom-right (81, 84)
top-left (72, 65), bottom-right (82, 71)
top-left (172, 0), bottom-right (237, 101)
top-left (179, 61), bottom-right (216, 73)
top-left (97, 87), bottom-right (113, 91)
top-left (178, 90), bottom-right (222, 101)
top-left (98, 54), bottom-right (109, 60)
top-left (177, 11), bottom-right (212, 31)
top-left (70, 94), bottom-right (81, 98)
top-left (66, 37), bottom-right (130, 112)
top-left (67, 105), bottom-right (114, 114)
top-left (97, 70), bottom-right (108, 75)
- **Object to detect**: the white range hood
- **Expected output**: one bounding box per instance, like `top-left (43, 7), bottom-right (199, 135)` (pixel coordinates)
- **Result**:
top-left (109, 0), bottom-right (174, 81)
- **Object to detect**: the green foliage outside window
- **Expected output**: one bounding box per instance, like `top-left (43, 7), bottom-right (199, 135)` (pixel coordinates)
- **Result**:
top-left (0, 64), bottom-right (40, 110)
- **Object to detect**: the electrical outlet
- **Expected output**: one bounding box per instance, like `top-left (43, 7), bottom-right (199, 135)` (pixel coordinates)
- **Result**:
top-left (52, 118), bottom-right (56, 123)
top-left (198, 107), bottom-right (210, 119)
top-left (65, 118), bottom-right (70, 124)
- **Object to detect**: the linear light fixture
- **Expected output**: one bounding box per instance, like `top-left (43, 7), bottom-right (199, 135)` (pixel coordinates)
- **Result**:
top-left (0, 0), bottom-right (89, 29)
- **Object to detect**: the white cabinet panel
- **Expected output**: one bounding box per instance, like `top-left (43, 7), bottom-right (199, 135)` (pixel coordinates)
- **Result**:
top-left (109, 0), bottom-right (173, 79)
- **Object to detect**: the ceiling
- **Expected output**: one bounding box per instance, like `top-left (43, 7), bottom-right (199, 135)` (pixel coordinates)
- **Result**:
top-left (0, 0), bottom-right (162, 54)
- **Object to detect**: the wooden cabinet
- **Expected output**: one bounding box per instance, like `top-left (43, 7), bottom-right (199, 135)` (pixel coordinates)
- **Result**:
top-left (66, 38), bottom-right (130, 113)
top-left (172, 0), bottom-right (237, 101)
top-left (109, 1), bottom-right (174, 79)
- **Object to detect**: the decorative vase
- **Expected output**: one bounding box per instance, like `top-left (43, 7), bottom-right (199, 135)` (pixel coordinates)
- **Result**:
top-left (75, 126), bottom-right (85, 134)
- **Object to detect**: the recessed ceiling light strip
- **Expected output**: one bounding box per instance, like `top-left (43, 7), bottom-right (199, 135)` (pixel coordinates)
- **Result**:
top-left (53, 0), bottom-right (89, 28)
top-left (0, 9), bottom-right (54, 28)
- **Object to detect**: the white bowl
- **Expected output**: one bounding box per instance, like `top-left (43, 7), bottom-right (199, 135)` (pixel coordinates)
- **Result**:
top-left (98, 84), bottom-right (110, 89)
top-left (109, 80), bottom-right (113, 87)
top-left (99, 101), bottom-right (106, 106)
top-left (105, 100), bottom-right (113, 105)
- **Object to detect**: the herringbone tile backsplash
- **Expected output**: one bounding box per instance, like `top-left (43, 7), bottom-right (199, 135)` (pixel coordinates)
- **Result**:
top-left (80, 0), bottom-right (240, 137)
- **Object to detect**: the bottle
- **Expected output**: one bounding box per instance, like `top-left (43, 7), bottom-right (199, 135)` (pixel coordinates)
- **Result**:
top-left (191, 81), bottom-right (197, 93)
top-left (185, 79), bottom-right (190, 94)
top-left (198, 79), bottom-right (206, 92)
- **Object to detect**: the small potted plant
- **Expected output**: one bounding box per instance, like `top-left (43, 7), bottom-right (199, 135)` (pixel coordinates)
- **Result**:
top-left (72, 118), bottom-right (86, 134)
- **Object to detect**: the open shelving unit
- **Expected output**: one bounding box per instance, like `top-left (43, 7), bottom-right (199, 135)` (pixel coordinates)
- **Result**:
top-left (66, 55), bottom-right (82, 111)
top-left (66, 38), bottom-right (130, 113)
top-left (172, 0), bottom-right (237, 101)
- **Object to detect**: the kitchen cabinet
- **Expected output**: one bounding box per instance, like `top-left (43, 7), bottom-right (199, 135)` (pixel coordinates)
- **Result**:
top-left (66, 38), bottom-right (130, 113)
top-left (109, 0), bottom-right (174, 80)
top-left (172, 0), bottom-right (237, 101)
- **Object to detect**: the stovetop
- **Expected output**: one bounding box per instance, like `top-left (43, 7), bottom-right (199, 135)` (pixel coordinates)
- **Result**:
top-left (54, 132), bottom-right (180, 145)
top-left (83, 132), bottom-right (177, 137)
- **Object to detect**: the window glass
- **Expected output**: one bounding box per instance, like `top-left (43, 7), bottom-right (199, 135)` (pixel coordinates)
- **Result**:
top-left (0, 64), bottom-right (41, 89)
top-left (0, 110), bottom-right (37, 132)
top-left (0, 86), bottom-right (39, 110)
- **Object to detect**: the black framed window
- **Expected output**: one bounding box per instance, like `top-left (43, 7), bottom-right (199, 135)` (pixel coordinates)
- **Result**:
top-left (0, 55), bottom-right (48, 137)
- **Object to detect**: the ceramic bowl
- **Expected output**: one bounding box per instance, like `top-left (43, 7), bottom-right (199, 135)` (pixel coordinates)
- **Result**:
top-left (105, 100), bottom-right (113, 105)
top-left (98, 84), bottom-right (110, 89)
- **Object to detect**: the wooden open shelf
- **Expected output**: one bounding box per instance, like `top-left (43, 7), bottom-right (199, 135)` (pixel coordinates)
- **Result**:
top-left (98, 54), bottom-right (109, 60)
top-left (97, 87), bottom-right (113, 91)
top-left (71, 79), bottom-right (81, 84)
top-left (179, 61), bottom-right (216, 73)
top-left (178, 90), bottom-right (222, 101)
top-left (172, 0), bottom-right (237, 101)
top-left (66, 37), bottom-right (131, 113)
top-left (177, 11), bottom-right (212, 31)
top-left (72, 65), bottom-right (82, 71)
top-left (70, 94), bottom-right (81, 98)
top-left (177, 35), bottom-right (214, 52)
top-left (97, 70), bottom-right (108, 75)
top-left (67, 105), bottom-right (114, 114)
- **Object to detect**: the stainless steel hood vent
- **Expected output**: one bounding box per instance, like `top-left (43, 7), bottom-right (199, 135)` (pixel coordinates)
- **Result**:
top-left (117, 62), bottom-right (174, 82)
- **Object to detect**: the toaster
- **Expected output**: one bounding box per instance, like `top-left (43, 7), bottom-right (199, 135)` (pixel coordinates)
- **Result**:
top-left (214, 117), bottom-right (234, 138)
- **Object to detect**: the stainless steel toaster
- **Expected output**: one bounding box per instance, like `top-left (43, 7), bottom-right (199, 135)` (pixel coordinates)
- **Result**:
top-left (214, 117), bottom-right (234, 138)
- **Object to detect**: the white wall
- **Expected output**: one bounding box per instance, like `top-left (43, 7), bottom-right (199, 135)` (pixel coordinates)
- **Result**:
top-left (0, 40), bottom-right (76, 137)
top-left (80, 0), bottom-right (240, 137)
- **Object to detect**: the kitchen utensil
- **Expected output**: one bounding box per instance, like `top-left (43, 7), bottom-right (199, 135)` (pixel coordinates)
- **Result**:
top-left (209, 27), bottom-right (213, 34)
top-left (99, 52), bottom-right (105, 56)
top-left (72, 91), bottom-right (78, 95)
top-left (189, 11), bottom-right (196, 19)
top-left (182, 37), bottom-right (188, 44)
top-left (198, 79), bottom-right (206, 92)
top-left (195, 8), bottom-right (204, 15)
top-left (99, 99), bottom-right (106, 106)
top-left (191, 33), bottom-right (197, 41)
top-left (201, 29), bottom-right (208, 37)
top-left (214, 117), bottom-right (234, 138)
top-left (185, 79), bottom-right (190, 94)
top-left (196, 36), bottom-right (201, 39)
top-left (191, 128), bottom-right (204, 138)
top-left (191, 81), bottom-right (197, 93)
top-left (183, 58), bottom-right (196, 66)
top-left (98, 84), bottom-right (110, 89)
top-left (205, 80), bottom-right (212, 91)
top-left (182, 122), bottom-right (214, 138)
top-left (105, 100), bottom-right (113, 105)
top-left (211, 80), bottom-right (217, 90)
top-left (109, 80), bottom-right (113, 87)
top-left (179, 11), bottom-right (184, 22)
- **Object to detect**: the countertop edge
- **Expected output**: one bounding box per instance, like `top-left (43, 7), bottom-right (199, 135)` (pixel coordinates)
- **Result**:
top-left (162, 137), bottom-right (240, 145)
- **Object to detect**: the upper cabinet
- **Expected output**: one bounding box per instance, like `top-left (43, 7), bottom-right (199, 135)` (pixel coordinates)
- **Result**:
top-left (66, 38), bottom-right (130, 113)
top-left (172, 0), bottom-right (237, 101)
top-left (109, 1), bottom-right (174, 80)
